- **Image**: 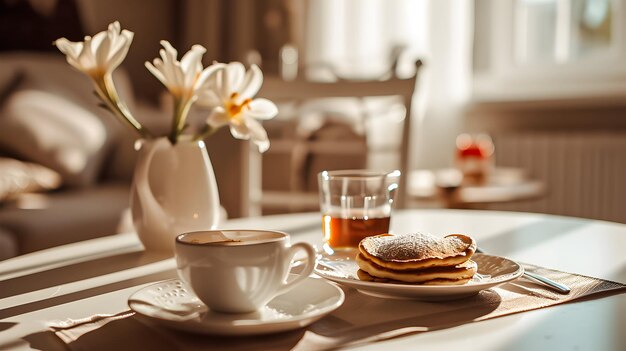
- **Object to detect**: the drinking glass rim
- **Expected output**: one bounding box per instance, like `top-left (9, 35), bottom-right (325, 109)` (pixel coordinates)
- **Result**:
top-left (319, 169), bottom-right (400, 180)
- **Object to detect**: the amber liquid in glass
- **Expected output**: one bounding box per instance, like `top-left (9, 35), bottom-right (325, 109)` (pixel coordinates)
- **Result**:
top-left (322, 215), bottom-right (391, 249)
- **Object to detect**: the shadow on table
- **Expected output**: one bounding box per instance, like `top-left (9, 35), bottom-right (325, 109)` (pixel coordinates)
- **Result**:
top-left (0, 250), bottom-right (171, 300)
top-left (0, 322), bottom-right (16, 335)
top-left (0, 249), bottom-right (176, 320)
top-left (23, 289), bottom-right (501, 351)
top-left (0, 273), bottom-right (178, 321)
top-left (22, 317), bottom-right (308, 351)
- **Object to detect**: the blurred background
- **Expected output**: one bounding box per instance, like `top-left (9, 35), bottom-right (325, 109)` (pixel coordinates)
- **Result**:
top-left (1, 0), bottom-right (625, 259)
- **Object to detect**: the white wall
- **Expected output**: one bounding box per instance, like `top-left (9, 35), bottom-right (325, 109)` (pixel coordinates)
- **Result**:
top-left (411, 1), bottom-right (474, 171)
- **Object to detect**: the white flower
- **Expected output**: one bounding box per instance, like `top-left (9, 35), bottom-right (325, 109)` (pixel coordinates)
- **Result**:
top-left (54, 21), bottom-right (133, 78)
top-left (145, 41), bottom-right (223, 102)
top-left (197, 62), bottom-right (278, 153)
top-left (54, 21), bottom-right (149, 138)
top-left (145, 41), bottom-right (225, 142)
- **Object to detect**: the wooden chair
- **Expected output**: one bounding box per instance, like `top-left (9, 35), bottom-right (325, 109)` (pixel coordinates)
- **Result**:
top-left (240, 60), bottom-right (423, 217)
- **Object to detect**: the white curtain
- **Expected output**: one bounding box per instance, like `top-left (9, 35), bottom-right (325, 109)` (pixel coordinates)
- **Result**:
top-left (305, 0), bottom-right (474, 170)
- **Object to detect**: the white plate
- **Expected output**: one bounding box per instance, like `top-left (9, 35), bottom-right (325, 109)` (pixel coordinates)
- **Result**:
top-left (314, 249), bottom-right (523, 301)
top-left (128, 276), bottom-right (344, 336)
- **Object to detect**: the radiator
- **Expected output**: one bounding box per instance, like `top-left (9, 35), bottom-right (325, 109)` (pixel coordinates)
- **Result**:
top-left (487, 131), bottom-right (626, 223)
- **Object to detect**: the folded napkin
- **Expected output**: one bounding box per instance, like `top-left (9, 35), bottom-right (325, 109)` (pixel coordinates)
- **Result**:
top-left (49, 310), bottom-right (136, 344)
top-left (48, 264), bottom-right (625, 351)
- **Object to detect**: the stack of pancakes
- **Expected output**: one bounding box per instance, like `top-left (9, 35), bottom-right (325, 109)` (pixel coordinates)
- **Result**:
top-left (356, 233), bottom-right (477, 285)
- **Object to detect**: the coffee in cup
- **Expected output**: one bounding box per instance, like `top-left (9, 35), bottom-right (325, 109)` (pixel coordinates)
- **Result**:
top-left (175, 230), bottom-right (316, 313)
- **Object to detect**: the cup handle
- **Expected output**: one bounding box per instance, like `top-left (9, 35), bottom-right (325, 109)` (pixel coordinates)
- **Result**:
top-left (277, 242), bottom-right (317, 296)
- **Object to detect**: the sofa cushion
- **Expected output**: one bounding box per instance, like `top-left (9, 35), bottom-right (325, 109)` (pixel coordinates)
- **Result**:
top-left (0, 157), bottom-right (62, 201)
top-left (0, 182), bottom-right (131, 254)
top-left (0, 87), bottom-right (109, 187)
top-left (0, 70), bottom-right (25, 106)
top-left (0, 53), bottom-right (136, 120)
top-left (0, 227), bottom-right (18, 260)
top-left (0, 52), bottom-right (140, 183)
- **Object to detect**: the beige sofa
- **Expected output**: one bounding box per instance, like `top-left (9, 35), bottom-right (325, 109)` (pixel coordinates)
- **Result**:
top-left (0, 52), bottom-right (164, 259)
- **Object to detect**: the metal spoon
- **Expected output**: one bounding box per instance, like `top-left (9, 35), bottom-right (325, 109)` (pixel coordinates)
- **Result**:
top-left (476, 247), bottom-right (571, 294)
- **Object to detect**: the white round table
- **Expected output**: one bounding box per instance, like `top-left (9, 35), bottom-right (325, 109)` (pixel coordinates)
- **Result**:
top-left (0, 209), bottom-right (624, 351)
top-left (408, 168), bottom-right (545, 208)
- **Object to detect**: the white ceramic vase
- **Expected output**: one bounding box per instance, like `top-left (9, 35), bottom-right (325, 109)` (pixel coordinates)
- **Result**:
top-left (130, 137), bottom-right (221, 253)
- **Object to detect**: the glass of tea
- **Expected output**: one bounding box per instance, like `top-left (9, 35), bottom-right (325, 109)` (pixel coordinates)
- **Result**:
top-left (318, 169), bottom-right (401, 254)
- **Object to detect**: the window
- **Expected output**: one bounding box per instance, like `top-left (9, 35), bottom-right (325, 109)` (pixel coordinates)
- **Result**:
top-left (473, 0), bottom-right (626, 102)
top-left (516, 0), bottom-right (613, 64)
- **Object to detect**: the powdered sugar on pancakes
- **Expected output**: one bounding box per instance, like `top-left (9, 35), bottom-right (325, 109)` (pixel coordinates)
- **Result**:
top-left (361, 233), bottom-right (474, 262)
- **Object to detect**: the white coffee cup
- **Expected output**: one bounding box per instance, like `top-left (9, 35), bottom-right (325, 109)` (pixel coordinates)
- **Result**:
top-left (175, 230), bottom-right (316, 314)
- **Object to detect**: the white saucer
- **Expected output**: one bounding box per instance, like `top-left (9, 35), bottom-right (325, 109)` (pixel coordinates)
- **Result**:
top-left (314, 249), bottom-right (523, 301)
top-left (128, 277), bottom-right (344, 335)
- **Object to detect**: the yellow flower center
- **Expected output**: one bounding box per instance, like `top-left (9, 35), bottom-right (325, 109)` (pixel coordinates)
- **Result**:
top-left (226, 92), bottom-right (252, 123)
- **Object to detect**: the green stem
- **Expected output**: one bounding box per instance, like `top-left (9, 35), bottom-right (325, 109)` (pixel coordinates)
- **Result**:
top-left (169, 98), bottom-right (181, 144)
top-left (177, 99), bottom-right (193, 135)
top-left (193, 124), bottom-right (220, 141)
top-left (95, 74), bottom-right (153, 139)
top-left (169, 95), bottom-right (195, 144)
